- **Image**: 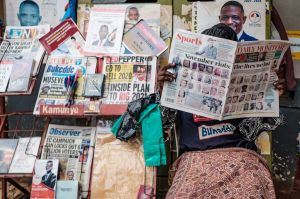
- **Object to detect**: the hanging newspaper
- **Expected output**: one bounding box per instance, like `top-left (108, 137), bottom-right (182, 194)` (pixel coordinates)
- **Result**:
top-left (5, 0), bottom-right (68, 27)
top-left (84, 6), bottom-right (126, 56)
top-left (39, 18), bottom-right (85, 56)
top-left (1, 25), bottom-right (50, 75)
top-left (192, 0), bottom-right (266, 41)
top-left (161, 29), bottom-right (291, 120)
top-left (33, 56), bottom-right (97, 115)
top-left (102, 55), bottom-right (157, 104)
top-left (41, 124), bottom-right (96, 199)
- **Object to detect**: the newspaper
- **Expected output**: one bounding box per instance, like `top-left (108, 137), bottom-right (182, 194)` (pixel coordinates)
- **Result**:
top-left (0, 60), bottom-right (13, 92)
top-left (9, 137), bottom-right (41, 173)
top-left (5, 0), bottom-right (68, 27)
top-left (161, 29), bottom-right (291, 120)
top-left (31, 159), bottom-right (59, 199)
top-left (39, 18), bottom-right (85, 56)
top-left (41, 124), bottom-right (96, 199)
top-left (84, 6), bottom-right (126, 56)
top-left (122, 20), bottom-right (168, 56)
top-left (102, 55), bottom-right (157, 104)
top-left (33, 56), bottom-right (97, 115)
top-left (1, 24), bottom-right (50, 75)
top-left (192, 0), bottom-right (266, 41)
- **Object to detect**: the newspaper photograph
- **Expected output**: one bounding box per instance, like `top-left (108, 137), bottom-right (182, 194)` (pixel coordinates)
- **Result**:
top-left (84, 6), bottom-right (126, 56)
top-left (31, 159), bottom-right (59, 199)
top-left (193, 0), bottom-right (266, 41)
top-left (161, 29), bottom-right (290, 120)
top-left (102, 55), bottom-right (157, 104)
top-left (5, 0), bottom-right (68, 27)
top-left (41, 124), bottom-right (96, 199)
top-left (33, 56), bottom-right (96, 115)
top-left (1, 24), bottom-right (50, 75)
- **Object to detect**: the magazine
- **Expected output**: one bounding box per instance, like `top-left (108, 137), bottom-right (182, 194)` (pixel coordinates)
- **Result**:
top-left (0, 60), bottom-right (13, 92)
top-left (5, 0), bottom-right (68, 27)
top-left (84, 6), bottom-right (126, 56)
top-left (9, 137), bottom-right (41, 173)
top-left (1, 24), bottom-right (50, 75)
top-left (7, 58), bottom-right (33, 92)
top-left (83, 74), bottom-right (105, 97)
top-left (102, 55), bottom-right (157, 104)
top-left (122, 20), bottom-right (168, 56)
top-left (33, 56), bottom-right (97, 115)
top-left (161, 29), bottom-right (291, 120)
top-left (39, 18), bottom-right (85, 56)
top-left (41, 124), bottom-right (96, 199)
top-left (192, 0), bottom-right (266, 41)
top-left (30, 159), bottom-right (59, 199)
top-left (0, 139), bottom-right (18, 173)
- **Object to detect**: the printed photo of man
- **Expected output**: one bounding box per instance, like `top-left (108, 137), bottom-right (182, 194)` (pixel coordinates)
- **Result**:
top-left (41, 160), bottom-right (56, 189)
top-left (196, 38), bottom-right (218, 59)
top-left (219, 1), bottom-right (257, 41)
top-left (92, 25), bottom-right (114, 47)
top-left (18, 0), bottom-right (42, 26)
top-left (127, 6), bottom-right (140, 21)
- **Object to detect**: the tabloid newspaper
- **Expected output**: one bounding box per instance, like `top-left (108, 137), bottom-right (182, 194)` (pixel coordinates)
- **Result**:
top-left (33, 56), bottom-right (97, 115)
top-left (161, 29), bottom-right (291, 120)
top-left (102, 55), bottom-right (157, 104)
top-left (1, 25), bottom-right (50, 76)
top-left (5, 0), bottom-right (68, 27)
top-left (77, 4), bottom-right (92, 37)
top-left (0, 60), bottom-right (13, 92)
top-left (39, 18), bottom-right (85, 56)
top-left (84, 6), bottom-right (126, 56)
top-left (30, 159), bottom-right (59, 199)
top-left (192, 0), bottom-right (266, 41)
top-left (122, 19), bottom-right (168, 56)
top-left (7, 58), bottom-right (33, 92)
top-left (9, 137), bottom-right (41, 173)
top-left (0, 139), bottom-right (18, 173)
top-left (41, 124), bottom-right (96, 199)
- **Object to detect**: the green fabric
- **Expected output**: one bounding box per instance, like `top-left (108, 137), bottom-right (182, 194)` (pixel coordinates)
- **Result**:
top-left (111, 104), bottom-right (166, 166)
top-left (139, 104), bottom-right (166, 166)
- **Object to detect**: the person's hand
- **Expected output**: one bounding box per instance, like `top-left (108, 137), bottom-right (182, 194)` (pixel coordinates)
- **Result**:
top-left (274, 67), bottom-right (286, 96)
top-left (157, 63), bottom-right (176, 93)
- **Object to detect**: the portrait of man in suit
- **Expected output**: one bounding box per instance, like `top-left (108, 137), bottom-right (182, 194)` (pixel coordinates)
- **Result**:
top-left (219, 1), bottom-right (257, 41)
top-left (92, 24), bottom-right (114, 47)
top-left (41, 160), bottom-right (56, 189)
top-left (18, 0), bottom-right (42, 26)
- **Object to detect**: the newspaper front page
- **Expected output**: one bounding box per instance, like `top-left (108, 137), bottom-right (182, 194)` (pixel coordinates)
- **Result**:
top-left (102, 55), bottom-right (157, 104)
top-left (161, 29), bottom-right (290, 120)
top-left (33, 56), bottom-right (96, 115)
top-left (1, 25), bottom-right (50, 75)
top-left (41, 124), bottom-right (96, 199)
top-left (193, 0), bottom-right (266, 41)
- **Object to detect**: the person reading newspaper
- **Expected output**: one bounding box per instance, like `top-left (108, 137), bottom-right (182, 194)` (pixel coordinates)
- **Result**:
top-left (158, 23), bottom-right (285, 198)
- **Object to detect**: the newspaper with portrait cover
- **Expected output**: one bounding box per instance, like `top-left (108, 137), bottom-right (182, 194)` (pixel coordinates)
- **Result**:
top-left (41, 124), bottom-right (96, 199)
top-left (39, 18), bottom-right (85, 56)
top-left (161, 29), bottom-right (291, 120)
top-left (84, 6), bottom-right (126, 56)
top-left (102, 55), bottom-right (157, 104)
top-left (5, 0), bottom-right (68, 27)
top-left (1, 24), bottom-right (50, 75)
top-left (33, 56), bottom-right (97, 115)
top-left (192, 0), bottom-right (266, 41)
top-left (30, 159), bottom-right (59, 199)
top-left (9, 137), bottom-right (41, 173)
